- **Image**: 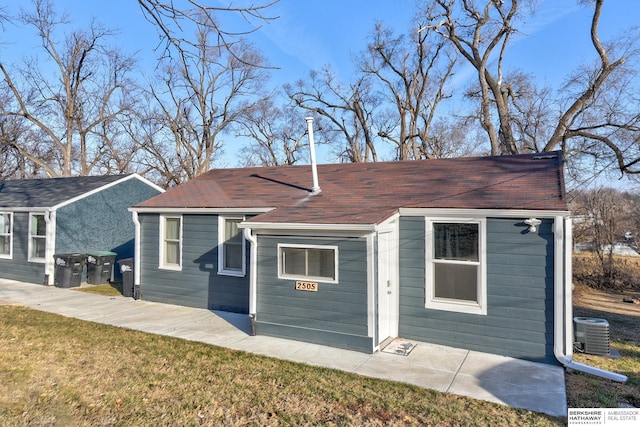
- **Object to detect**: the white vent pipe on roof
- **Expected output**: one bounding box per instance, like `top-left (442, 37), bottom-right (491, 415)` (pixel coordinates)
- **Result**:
top-left (305, 117), bottom-right (321, 195)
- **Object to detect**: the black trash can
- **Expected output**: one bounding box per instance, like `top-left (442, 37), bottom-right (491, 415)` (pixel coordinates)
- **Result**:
top-left (118, 258), bottom-right (135, 298)
top-left (53, 253), bottom-right (86, 288)
top-left (86, 251), bottom-right (117, 285)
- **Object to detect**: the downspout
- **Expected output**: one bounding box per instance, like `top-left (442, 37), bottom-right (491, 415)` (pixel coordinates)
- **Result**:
top-left (44, 209), bottom-right (56, 286)
top-left (553, 216), bottom-right (627, 382)
top-left (243, 227), bottom-right (257, 336)
top-left (131, 210), bottom-right (141, 291)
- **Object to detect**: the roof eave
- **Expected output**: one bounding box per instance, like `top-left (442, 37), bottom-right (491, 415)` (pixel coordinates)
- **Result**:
top-left (238, 221), bottom-right (377, 233)
top-left (398, 207), bottom-right (571, 217)
top-left (129, 207), bottom-right (275, 214)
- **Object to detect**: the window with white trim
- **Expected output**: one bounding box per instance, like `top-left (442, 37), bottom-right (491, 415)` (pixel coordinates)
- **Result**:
top-left (278, 244), bottom-right (338, 283)
top-left (160, 215), bottom-right (182, 269)
top-left (426, 218), bottom-right (486, 315)
top-left (29, 213), bottom-right (46, 262)
top-left (0, 212), bottom-right (12, 258)
top-left (218, 216), bottom-right (245, 276)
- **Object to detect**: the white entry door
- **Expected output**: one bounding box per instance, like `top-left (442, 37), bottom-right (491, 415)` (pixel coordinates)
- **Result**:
top-left (377, 226), bottom-right (398, 345)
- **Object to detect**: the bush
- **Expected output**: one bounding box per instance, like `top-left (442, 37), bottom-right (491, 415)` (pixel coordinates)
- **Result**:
top-left (573, 254), bottom-right (640, 291)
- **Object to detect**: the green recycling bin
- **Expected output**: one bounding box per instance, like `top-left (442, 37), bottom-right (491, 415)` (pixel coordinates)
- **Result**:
top-left (86, 251), bottom-right (117, 285)
top-left (53, 253), bottom-right (87, 288)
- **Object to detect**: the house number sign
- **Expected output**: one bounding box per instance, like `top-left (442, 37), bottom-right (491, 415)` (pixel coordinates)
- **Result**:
top-left (295, 281), bottom-right (318, 292)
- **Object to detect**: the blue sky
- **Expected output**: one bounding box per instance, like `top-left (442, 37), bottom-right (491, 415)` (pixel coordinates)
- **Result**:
top-left (1, 0), bottom-right (639, 187)
top-left (3, 0), bottom-right (637, 91)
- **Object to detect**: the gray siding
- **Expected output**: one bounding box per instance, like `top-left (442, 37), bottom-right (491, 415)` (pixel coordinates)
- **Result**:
top-left (56, 177), bottom-right (161, 261)
top-left (398, 217), bottom-right (556, 364)
top-left (138, 214), bottom-right (249, 313)
top-left (255, 235), bottom-right (373, 353)
top-left (0, 212), bottom-right (45, 283)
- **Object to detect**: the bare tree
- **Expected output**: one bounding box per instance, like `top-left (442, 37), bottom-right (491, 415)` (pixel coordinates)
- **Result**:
top-left (427, 115), bottom-right (483, 158)
top-left (424, 0), bottom-right (527, 155)
top-left (0, 0), bottom-right (138, 177)
top-left (136, 0), bottom-right (278, 63)
top-left (425, 0), bottom-right (640, 176)
top-left (0, 116), bottom-right (26, 179)
top-left (286, 67), bottom-right (379, 163)
top-left (359, 21), bottom-right (457, 160)
top-left (572, 187), bottom-right (639, 287)
top-left (235, 97), bottom-right (317, 167)
top-left (142, 19), bottom-right (268, 184)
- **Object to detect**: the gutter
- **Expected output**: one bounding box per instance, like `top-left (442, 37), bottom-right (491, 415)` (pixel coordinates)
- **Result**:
top-left (240, 221), bottom-right (376, 233)
top-left (243, 227), bottom-right (258, 336)
top-left (553, 216), bottom-right (627, 382)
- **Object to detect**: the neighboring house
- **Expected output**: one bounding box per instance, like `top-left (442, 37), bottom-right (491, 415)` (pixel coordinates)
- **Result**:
top-left (0, 174), bottom-right (164, 285)
top-left (131, 152), bottom-right (573, 364)
top-left (574, 242), bottom-right (639, 256)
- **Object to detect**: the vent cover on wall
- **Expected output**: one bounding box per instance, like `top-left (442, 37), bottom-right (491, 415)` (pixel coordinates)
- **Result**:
top-left (573, 317), bottom-right (611, 356)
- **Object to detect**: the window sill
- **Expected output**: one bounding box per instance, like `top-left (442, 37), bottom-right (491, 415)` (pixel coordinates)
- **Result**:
top-left (425, 299), bottom-right (486, 315)
top-left (218, 269), bottom-right (245, 278)
top-left (279, 275), bottom-right (338, 284)
top-left (159, 265), bottom-right (182, 271)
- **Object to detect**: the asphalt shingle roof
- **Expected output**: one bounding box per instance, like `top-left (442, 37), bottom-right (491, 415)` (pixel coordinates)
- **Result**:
top-left (0, 175), bottom-right (130, 208)
top-left (134, 152), bottom-right (568, 225)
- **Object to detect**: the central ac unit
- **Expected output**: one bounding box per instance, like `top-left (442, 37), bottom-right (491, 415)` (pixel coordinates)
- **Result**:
top-left (573, 317), bottom-right (611, 356)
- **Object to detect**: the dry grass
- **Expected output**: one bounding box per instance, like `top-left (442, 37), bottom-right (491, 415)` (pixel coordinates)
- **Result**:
top-left (73, 283), bottom-right (122, 297)
top-left (0, 305), bottom-right (564, 426)
top-left (3, 253), bottom-right (637, 424)
top-left (566, 254), bottom-right (640, 409)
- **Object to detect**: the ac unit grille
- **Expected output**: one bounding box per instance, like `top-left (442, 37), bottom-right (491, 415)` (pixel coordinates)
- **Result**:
top-left (574, 317), bottom-right (610, 356)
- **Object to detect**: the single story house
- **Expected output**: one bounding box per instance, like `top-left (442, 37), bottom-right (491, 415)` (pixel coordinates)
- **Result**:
top-left (0, 174), bottom-right (163, 285)
top-left (130, 152), bottom-right (575, 364)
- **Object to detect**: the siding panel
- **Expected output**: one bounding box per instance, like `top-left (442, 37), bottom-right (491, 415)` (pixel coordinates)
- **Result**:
top-left (255, 235), bottom-right (373, 352)
top-left (0, 212), bottom-right (44, 283)
top-left (56, 178), bottom-right (161, 263)
top-left (398, 216), bottom-right (557, 364)
top-left (138, 214), bottom-right (249, 313)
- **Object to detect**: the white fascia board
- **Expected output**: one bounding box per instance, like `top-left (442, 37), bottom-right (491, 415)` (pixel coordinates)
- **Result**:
top-left (128, 173), bottom-right (165, 193)
top-left (129, 207), bottom-right (274, 214)
top-left (237, 221), bottom-right (376, 234)
top-left (399, 208), bottom-right (571, 218)
top-left (375, 212), bottom-right (400, 230)
top-left (0, 207), bottom-right (50, 212)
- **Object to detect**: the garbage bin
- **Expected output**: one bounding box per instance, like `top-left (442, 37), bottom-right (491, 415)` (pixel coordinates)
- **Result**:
top-left (118, 258), bottom-right (135, 298)
top-left (86, 251), bottom-right (117, 285)
top-left (53, 253), bottom-right (87, 288)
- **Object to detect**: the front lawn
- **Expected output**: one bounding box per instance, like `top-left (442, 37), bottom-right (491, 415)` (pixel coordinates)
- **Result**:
top-left (0, 305), bottom-right (563, 426)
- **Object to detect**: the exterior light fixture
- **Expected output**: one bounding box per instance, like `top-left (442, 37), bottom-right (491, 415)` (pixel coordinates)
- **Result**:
top-left (524, 218), bottom-right (542, 233)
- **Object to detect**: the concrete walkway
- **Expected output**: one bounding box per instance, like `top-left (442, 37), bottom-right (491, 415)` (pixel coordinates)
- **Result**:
top-left (0, 279), bottom-right (567, 417)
